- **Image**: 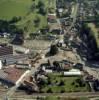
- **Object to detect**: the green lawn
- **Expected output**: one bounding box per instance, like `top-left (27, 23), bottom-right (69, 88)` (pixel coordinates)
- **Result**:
top-left (40, 73), bottom-right (90, 93)
top-left (0, 0), bottom-right (56, 35)
top-left (87, 23), bottom-right (99, 48)
top-left (0, 0), bottom-right (32, 20)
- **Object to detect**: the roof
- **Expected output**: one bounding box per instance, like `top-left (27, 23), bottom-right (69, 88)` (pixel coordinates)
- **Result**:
top-left (69, 69), bottom-right (80, 72)
top-left (0, 54), bottom-right (28, 65)
top-left (0, 70), bottom-right (7, 79)
top-left (63, 69), bottom-right (82, 76)
top-left (49, 23), bottom-right (61, 32)
top-left (63, 71), bottom-right (81, 76)
top-left (3, 67), bottom-right (25, 83)
top-left (48, 15), bottom-right (56, 20)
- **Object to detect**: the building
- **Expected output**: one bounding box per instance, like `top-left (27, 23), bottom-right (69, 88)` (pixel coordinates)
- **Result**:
top-left (47, 14), bottom-right (57, 23)
top-left (63, 69), bottom-right (82, 76)
top-left (0, 44), bottom-right (13, 56)
top-left (42, 66), bottom-right (53, 73)
top-left (0, 67), bottom-right (28, 88)
top-left (0, 54), bottom-right (28, 68)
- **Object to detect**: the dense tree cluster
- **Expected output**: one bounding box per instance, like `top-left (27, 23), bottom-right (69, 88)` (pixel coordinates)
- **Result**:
top-left (0, 19), bottom-right (23, 35)
top-left (49, 44), bottom-right (58, 56)
top-left (37, 1), bottom-right (47, 15)
top-left (0, 19), bottom-right (24, 45)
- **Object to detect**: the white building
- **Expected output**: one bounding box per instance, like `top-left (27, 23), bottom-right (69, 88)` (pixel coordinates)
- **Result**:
top-left (63, 69), bottom-right (82, 76)
top-left (42, 66), bottom-right (53, 73)
top-left (0, 60), bottom-right (3, 69)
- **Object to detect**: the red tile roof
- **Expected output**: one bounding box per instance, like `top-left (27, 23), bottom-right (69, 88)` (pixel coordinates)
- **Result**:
top-left (4, 67), bottom-right (25, 83)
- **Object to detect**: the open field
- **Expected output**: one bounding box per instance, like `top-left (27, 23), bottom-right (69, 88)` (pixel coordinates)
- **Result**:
top-left (0, 0), bottom-right (32, 20)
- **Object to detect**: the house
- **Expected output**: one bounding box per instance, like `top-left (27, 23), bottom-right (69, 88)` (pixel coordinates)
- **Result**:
top-left (47, 14), bottom-right (57, 23)
top-left (0, 67), bottom-right (29, 88)
top-left (63, 69), bottom-right (82, 76)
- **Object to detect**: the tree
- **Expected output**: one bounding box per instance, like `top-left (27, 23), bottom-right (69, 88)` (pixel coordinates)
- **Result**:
top-left (30, 3), bottom-right (36, 12)
top-left (0, 20), bottom-right (9, 32)
top-left (37, 1), bottom-right (44, 8)
top-left (49, 44), bottom-right (58, 56)
top-left (37, 1), bottom-right (46, 15)
top-left (47, 77), bottom-right (51, 85)
top-left (9, 16), bottom-right (21, 24)
top-left (11, 34), bottom-right (24, 45)
top-left (53, 61), bottom-right (60, 67)
top-left (38, 7), bottom-right (47, 15)
top-left (11, 29), bottom-right (24, 45)
top-left (0, 20), bottom-right (19, 35)
top-left (34, 16), bottom-right (40, 27)
top-left (60, 89), bottom-right (65, 93)
top-left (59, 80), bottom-right (65, 86)
top-left (47, 88), bottom-right (53, 93)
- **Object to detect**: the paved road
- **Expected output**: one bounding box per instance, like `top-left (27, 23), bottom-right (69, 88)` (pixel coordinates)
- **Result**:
top-left (66, 3), bottom-right (79, 35)
top-left (12, 92), bottom-right (99, 98)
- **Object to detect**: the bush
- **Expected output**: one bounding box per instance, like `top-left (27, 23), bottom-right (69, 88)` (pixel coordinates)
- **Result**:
top-left (47, 88), bottom-right (53, 93)
top-left (37, 1), bottom-right (44, 8)
top-left (59, 80), bottom-right (65, 86)
top-left (60, 89), bottom-right (65, 93)
top-left (71, 82), bottom-right (75, 85)
top-left (49, 44), bottom-right (58, 56)
top-left (47, 78), bottom-right (51, 85)
top-left (34, 16), bottom-right (40, 27)
top-left (38, 7), bottom-right (47, 15)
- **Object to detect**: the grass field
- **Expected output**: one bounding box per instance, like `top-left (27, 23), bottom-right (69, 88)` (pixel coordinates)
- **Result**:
top-left (0, 0), bottom-right (32, 20)
top-left (0, 0), bottom-right (56, 35)
top-left (40, 73), bottom-right (90, 93)
top-left (87, 23), bottom-right (99, 48)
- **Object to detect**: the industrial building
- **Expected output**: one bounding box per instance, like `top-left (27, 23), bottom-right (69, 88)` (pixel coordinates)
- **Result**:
top-left (0, 67), bottom-right (28, 88)
top-left (0, 44), bottom-right (13, 56)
